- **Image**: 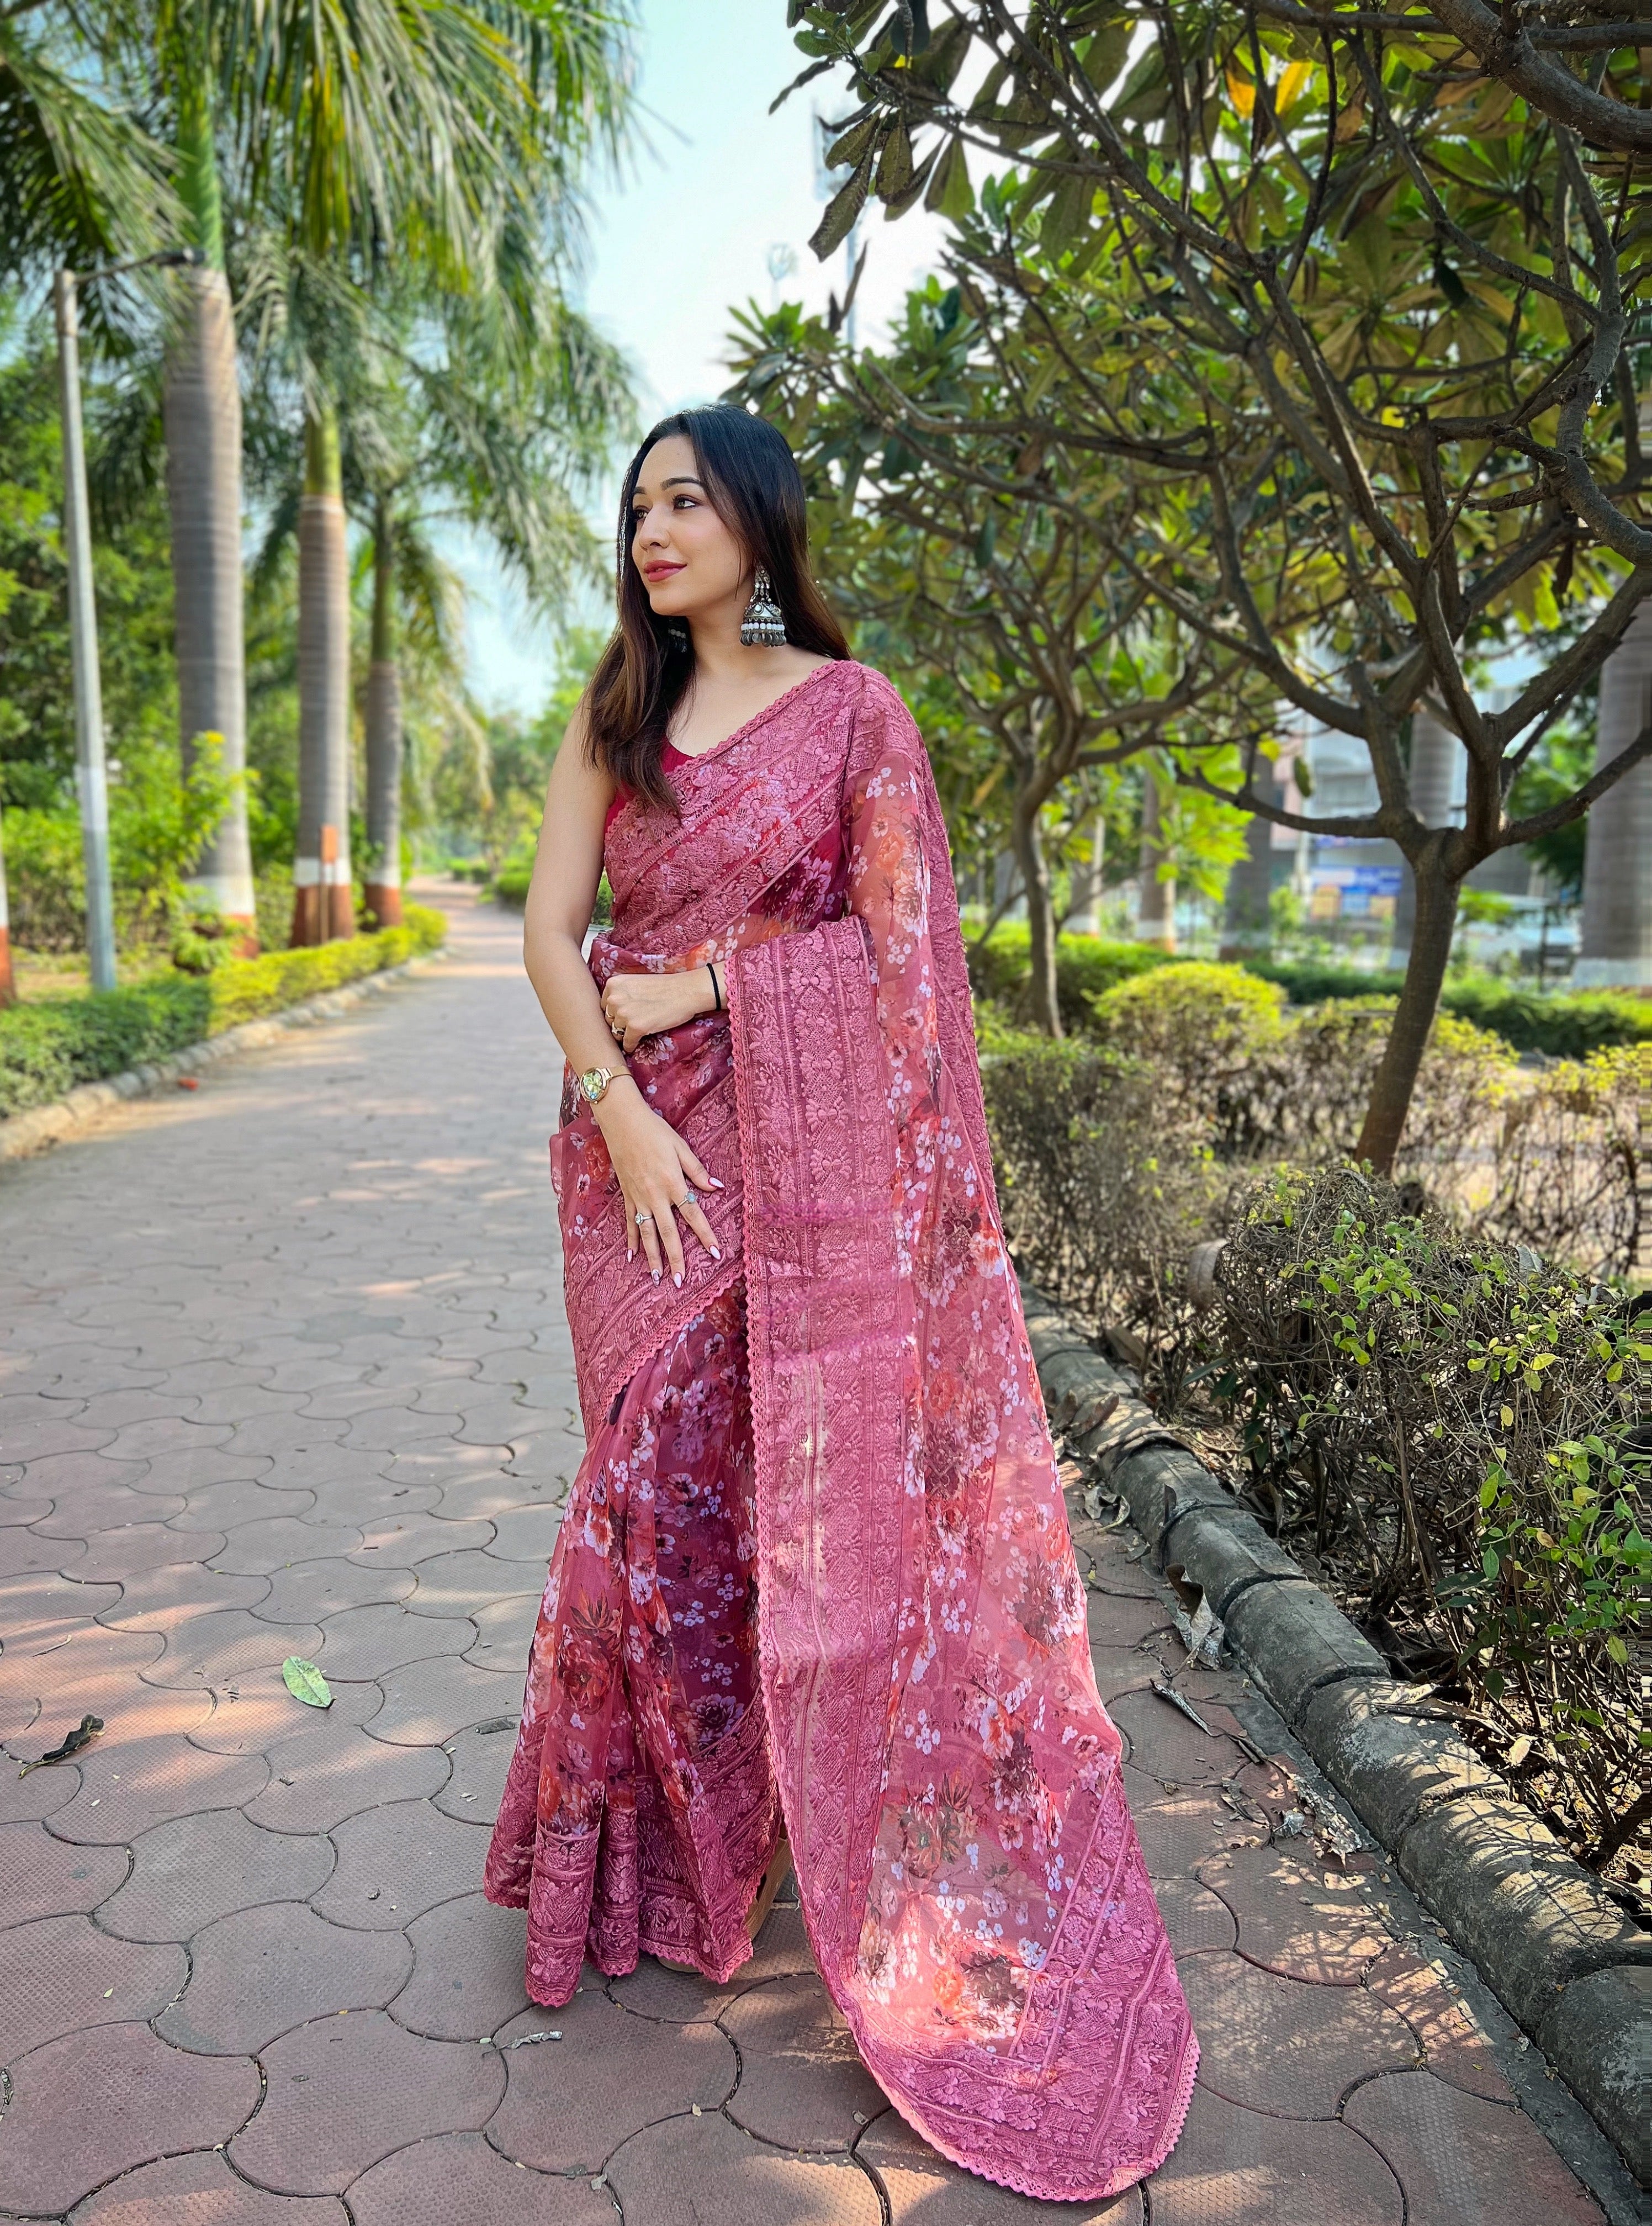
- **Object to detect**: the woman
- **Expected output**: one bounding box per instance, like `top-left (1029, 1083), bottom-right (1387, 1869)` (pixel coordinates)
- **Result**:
top-left (485, 405), bottom-right (1195, 2202)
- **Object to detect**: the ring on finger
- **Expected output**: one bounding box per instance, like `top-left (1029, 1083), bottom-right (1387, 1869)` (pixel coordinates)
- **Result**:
top-left (634, 1210), bottom-right (654, 1226)
top-left (680, 1186), bottom-right (697, 1209)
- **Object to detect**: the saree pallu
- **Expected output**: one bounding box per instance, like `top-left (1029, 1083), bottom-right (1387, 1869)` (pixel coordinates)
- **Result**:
top-left (486, 660), bottom-right (1196, 2202)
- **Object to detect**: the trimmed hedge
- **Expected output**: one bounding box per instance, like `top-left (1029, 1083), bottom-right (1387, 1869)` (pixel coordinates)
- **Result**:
top-left (968, 934), bottom-right (1652, 1059)
top-left (0, 905), bottom-right (447, 1122)
top-left (966, 924), bottom-right (1173, 1032)
top-left (1252, 959), bottom-right (1652, 1058)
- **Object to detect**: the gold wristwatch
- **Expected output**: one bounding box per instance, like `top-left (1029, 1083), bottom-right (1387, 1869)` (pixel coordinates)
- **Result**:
top-left (578, 1065), bottom-right (620, 1106)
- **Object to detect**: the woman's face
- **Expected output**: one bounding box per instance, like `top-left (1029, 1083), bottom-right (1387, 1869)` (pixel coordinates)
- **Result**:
top-left (629, 434), bottom-right (748, 621)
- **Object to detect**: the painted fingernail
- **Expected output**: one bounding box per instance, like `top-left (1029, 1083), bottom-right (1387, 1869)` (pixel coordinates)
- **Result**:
top-left (709, 1177), bottom-right (726, 1190)
top-left (673, 1273), bottom-right (682, 1288)
top-left (709, 1247), bottom-right (722, 1261)
top-left (652, 1270), bottom-right (661, 1285)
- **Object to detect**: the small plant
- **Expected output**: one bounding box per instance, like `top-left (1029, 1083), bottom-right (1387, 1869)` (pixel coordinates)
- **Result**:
top-left (1217, 1164), bottom-right (1649, 1880)
top-left (982, 1032), bottom-right (1224, 1406)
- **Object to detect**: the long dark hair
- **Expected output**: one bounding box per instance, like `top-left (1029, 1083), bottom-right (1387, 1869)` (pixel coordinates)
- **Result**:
top-left (584, 405), bottom-right (850, 813)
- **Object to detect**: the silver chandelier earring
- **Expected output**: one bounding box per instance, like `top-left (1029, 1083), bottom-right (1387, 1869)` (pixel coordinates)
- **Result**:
top-left (739, 567), bottom-right (787, 648)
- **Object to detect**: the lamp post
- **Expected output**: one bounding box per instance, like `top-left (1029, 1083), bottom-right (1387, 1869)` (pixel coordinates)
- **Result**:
top-left (54, 249), bottom-right (199, 993)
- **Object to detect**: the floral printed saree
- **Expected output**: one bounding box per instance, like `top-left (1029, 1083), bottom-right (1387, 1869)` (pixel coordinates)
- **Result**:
top-left (485, 660), bottom-right (1196, 2201)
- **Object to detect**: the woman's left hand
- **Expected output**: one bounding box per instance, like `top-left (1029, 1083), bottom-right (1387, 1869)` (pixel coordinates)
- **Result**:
top-left (600, 967), bottom-right (716, 1054)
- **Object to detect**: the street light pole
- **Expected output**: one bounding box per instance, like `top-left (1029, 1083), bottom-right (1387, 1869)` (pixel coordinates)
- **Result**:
top-left (53, 248), bottom-right (199, 997)
top-left (53, 267), bottom-right (118, 993)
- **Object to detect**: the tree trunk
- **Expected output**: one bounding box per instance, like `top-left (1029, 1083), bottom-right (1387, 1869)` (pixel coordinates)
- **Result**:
top-left (1576, 601), bottom-right (1652, 989)
top-left (0, 802), bottom-right (14, 1007)
top-left (1066, 807), bottom-right (1105, 934)
top-left (291, 403), bottom-right (354, 946)
top-left (363, 505), bottom-right (403, 929)
top-left (162, 62), bottom-right (255, 941)
top-left (1356, 858), bottom-right (1459, 1175)
top-left (1219, 769), bottom-right (1277, 960)
top-left (1011, 793), bottom-right (1062, 1036)
top-left (1390, 709), bottom-right (1461, 963)
top-left (1136, 772), bottom-right (1176, 951)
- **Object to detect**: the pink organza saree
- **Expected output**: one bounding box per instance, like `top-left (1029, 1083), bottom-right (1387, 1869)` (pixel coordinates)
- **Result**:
top-left (485, 660), bottom-right (1196, 2201)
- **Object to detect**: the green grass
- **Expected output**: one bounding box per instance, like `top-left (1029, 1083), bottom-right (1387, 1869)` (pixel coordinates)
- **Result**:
top-left (0, 905), bottom-right (447, 1122)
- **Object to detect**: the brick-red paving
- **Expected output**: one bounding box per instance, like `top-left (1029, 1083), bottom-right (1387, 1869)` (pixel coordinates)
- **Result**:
top-left (0, 889), bottom-right (1618, 2222)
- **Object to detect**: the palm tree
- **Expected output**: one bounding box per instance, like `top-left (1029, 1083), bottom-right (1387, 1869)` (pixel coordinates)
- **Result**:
top-left (93, 0), bottom-right (632, 944)
top-left (157, 8), bottom-right (255, 931)
top-left (0, 14), bottom-right (170, 282)
top-left (247, 267), bottom-right (626, 930)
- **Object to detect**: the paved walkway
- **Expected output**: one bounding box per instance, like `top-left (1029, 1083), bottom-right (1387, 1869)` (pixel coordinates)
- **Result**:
top-left (0, 889), bottom-right (1629, 2224)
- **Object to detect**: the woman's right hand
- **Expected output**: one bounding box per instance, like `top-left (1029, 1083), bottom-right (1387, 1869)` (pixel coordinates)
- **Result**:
top-left (594, 1080), bottom-right (722, 1286)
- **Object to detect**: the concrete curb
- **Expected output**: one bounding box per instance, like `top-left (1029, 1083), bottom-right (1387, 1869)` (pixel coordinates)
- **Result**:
top-left (0, 950), bottom-right (446, 1166)
top-left (1020, 1276), bottom-right (1652, 2188)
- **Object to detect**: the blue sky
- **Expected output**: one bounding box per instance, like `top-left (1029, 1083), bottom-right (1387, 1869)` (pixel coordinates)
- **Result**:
top-left (454, 0), bottom-right (951, 716)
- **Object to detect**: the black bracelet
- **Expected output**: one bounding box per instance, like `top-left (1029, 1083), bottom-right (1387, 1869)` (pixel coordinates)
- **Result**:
top-left (708, 961), bottom-right (723, 1013)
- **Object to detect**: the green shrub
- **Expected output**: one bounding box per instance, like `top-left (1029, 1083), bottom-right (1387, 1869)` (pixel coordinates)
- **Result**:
top-left (1088, 962), bottom-right (1286, 1113)
top-left (1219, 1163), bottom-right (1649, 1874)
top-left (491, 862), bottom-right (533, 909)
top-left (1476, 1045), bottom-right (1646, 1283)
top-left (0, 904), bottom-right (446, 1120)
top-left (1254, 959), bottom-right (1652, 1058)
top-left (982, 1034), bottom-right (1224, 1402)
top-left (966, 923), bottom-right (1173, 1033)
top-left (1437, 977), bottom-right (1652, 1058)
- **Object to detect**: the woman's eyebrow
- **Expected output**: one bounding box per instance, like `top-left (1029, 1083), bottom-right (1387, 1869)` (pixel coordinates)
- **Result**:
top-left (661, 475), bottom-right (704, 490)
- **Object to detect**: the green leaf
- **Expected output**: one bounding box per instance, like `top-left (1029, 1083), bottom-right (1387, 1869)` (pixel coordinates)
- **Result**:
top-left (925, 136), bottom-right (973, 220)
top-left (811, 154), bottom-right (873, 258)
top-left (282, 1657), bottom-right (333, 1709)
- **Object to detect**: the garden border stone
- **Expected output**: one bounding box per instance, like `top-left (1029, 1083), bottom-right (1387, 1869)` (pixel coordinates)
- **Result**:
top-left (0, 949), bottom-right (446, 1166)
top-left (1019, 1274), bottom-right (1652, 2187)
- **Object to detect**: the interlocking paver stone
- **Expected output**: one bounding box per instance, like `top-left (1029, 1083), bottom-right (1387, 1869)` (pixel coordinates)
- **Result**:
top-left (211, 1515), bottom-right (366, 1575)
top-left (407, 1547), bottom-right (547, 1619)
top-left (99, 1807), bottom-right (335, 1939)
top-left (368, 1650), bottom-right (523, 1746)
top-left (860, 2107), bottom-right (1145, 2221)
top-left (313, 1795), bottom-right (488, 1928)
top-left (487, 1988), bottom-right (736, 2172)
top-left (71, 2149), bottom-right (349, 2224)
top-left (313, 1599), bottom-right (474, 1680)
top-left (1177, 1949), bottom-right (1418, 2116)
top-left (0, 892), bottom-right (1611, 2226)
top-left (244, 1710), bottom-right (448, 1833)
top-left (1144, 2084), bottom-right (1402, 2225)
top-left (255, 1555), bottom-right (417, 1621)
top-left (230, 2010), bottom-right (505, 2195)
top-left (390, 1892), bottom-right (531, 2038)
top-left (431, 1720), bottom-right (516, 1823)
top-left (347, 2133), bottom-right (611, 2225)
top-left (605, 2111), bottom-right (883, 2226)
top-left (1363, 1944), bottom-right (1516, 2103)
top-left (0, 1913), bottom-right (186, 2059)
top-left (142, 1604), bottom-right (325, 1689)
top-left (45, 1686), bottom-right (268, 1843)
top-left (0, 1818), bottom-right (128, 1924)
top-left (1198, 1845), bottom-right (1388, 1984)
top-left (1342, 2069), bottom-right (1605, 2223)
top-left (466, 1590), bottom-right (539, 1668)
top-left (722, 1972), bottom-right (888, 2152)
top-left (0, 2021), bottom-right (260, 2216)
top-left (158, 1900), bottom-right (414, 2052)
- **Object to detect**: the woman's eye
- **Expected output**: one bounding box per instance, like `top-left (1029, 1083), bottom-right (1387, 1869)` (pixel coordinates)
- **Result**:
top-left (673, 495), bottom-right (698, 509)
